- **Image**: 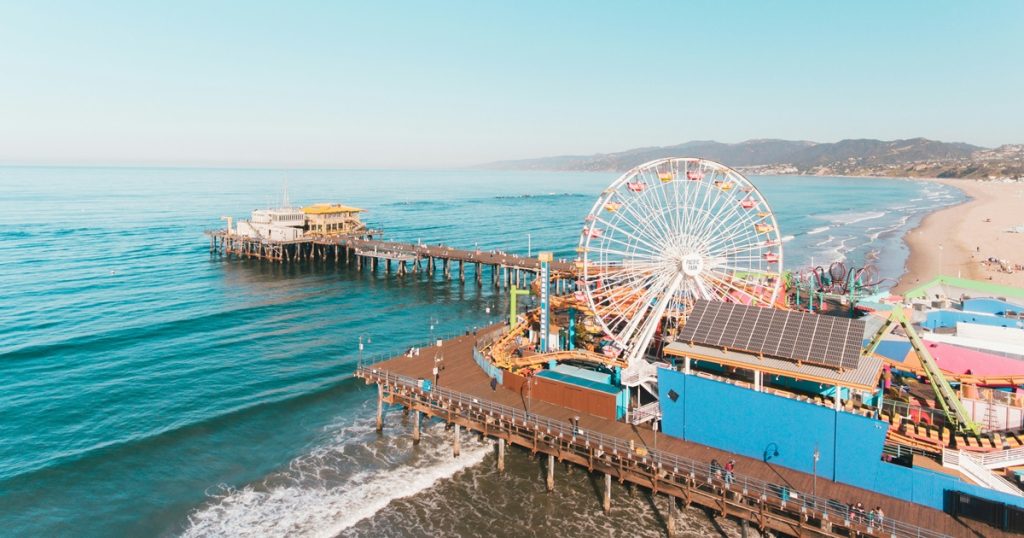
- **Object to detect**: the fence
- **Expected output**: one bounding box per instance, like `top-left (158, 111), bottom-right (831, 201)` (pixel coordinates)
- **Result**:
top-left (358, 364), bottom-right (949, 538)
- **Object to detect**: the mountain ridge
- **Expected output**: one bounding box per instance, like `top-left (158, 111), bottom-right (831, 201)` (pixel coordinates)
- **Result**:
top-left (478, 138), bottom-right (1024, 180)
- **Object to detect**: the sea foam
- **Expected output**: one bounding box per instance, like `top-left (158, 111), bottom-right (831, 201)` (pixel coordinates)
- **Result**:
top-left (182, 422), bottom-right (490, 538)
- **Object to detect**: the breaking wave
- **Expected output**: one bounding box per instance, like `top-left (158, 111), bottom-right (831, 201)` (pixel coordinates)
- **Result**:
top-left (182, 421), bottom-right (491, 538)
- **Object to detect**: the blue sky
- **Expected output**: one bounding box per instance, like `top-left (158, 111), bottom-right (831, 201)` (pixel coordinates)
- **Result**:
top-left (0, 1), bottom-right (1021, 168)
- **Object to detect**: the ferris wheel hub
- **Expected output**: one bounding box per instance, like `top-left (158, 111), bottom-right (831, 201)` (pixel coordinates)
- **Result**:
top-left (679, 253), bottom-right (704, 277)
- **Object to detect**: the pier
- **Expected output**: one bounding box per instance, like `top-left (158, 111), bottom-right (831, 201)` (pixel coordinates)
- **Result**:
top-left (356, 329), bottom-right (1013, 538)
top-left (206, 229), bottom-right (576, 288)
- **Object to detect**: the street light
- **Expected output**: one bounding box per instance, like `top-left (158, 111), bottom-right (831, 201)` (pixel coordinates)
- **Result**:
top-left (358, 334), bottom-right (372, 367)
top-left (527, 233), bottom-right (532, 258)
top-left (812, 444), bottom-right (821, 497)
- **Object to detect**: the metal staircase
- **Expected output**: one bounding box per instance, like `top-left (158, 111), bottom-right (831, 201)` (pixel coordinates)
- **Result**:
top-left (943, 449), bottom-right (1023, 496)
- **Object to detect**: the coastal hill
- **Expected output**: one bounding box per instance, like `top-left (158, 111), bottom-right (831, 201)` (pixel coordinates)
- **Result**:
top-left (480, 138), bottom-right (1024, 180)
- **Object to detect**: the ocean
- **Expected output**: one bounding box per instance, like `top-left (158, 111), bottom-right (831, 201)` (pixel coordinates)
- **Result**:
top-left (0, 167), bottom-right (962, 537)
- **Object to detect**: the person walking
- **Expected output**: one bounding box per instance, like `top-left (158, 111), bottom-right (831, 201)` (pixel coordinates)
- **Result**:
top-left (432, 365), bottom-right (439, 385)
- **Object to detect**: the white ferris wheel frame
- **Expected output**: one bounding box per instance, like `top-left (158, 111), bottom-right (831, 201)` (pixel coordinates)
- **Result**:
top-left (578, 157), bottom-right (784, 364)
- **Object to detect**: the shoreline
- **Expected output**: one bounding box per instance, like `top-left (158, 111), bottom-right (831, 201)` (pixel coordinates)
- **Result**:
top-left (892, 177), bottom-right (1024, 293)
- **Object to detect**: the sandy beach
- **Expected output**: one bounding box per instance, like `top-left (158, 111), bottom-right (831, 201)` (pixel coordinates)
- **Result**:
top-left (894, 178), bottom-right (1024, 293)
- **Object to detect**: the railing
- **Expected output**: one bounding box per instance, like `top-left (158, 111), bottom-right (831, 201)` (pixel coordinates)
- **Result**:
top-left (977, 445), bottom-right (1024, 470)
top-left (359, 365), bottom-right (949, 538)
top-left (627, 401), bottom-right (661, 425)
top-left (472, 346), bottom-right (504, 384)
top-left (943, 449), bottom-right (1023, 496)
top-left (355, 329), bottom-right (471, 369)
top-left (883, 442), bottom-right (935, 462)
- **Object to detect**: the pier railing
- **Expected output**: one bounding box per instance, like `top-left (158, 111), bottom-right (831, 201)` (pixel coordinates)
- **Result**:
top-left (355, 324), bottom-right (507, 370)
top-left (357, 365), bottom-right (948, 538)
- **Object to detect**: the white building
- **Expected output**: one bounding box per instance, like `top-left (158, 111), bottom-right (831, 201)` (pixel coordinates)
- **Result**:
top-left (235, 207), bottom-right (305, 242)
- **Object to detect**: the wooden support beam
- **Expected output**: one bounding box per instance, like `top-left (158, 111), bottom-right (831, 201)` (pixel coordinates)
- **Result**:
top-left (453, 423), bottom-right (461, 457)
top-left (546, 453), bottom-right (555, 491)
top-left (667, 494), bottom-right (677, 537)
top-left (603, 472), bottom-right (612, 513)
top-left (497, 437), bottom-right (506, 472)
top-left (376, 384), bottom-right (384, 433)
top-left (412, 409), bottom-right (421, 444)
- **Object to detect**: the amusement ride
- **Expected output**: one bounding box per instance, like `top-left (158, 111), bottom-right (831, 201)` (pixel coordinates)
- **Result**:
top-left (577, 158), bottom-right (784, 386)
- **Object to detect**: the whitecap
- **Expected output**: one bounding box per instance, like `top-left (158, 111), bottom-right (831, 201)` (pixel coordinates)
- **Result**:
top-left (828, 211), bottom-right (887, 226)
top-left (182, 422), bottom-right (491, 538)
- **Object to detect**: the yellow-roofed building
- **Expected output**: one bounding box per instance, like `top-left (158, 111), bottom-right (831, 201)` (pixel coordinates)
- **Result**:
top-left (301, 203), bottom-right (366, 236)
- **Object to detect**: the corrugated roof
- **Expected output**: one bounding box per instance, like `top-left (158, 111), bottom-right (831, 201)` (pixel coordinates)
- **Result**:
top-left (664, 341), bottom-right (883, 391)
top-left (301, 203), bottom-right (365, 214)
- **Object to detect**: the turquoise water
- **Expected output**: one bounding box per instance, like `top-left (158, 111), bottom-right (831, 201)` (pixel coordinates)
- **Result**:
top-left (0, 167), bottom-right (960, 536)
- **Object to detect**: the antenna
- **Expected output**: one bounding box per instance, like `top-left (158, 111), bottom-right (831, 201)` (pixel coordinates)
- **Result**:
top-left (282, 179), bottom-right (291, 208)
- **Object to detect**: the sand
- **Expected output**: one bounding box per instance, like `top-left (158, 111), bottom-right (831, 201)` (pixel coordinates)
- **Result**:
top-left (893, 179), bottom-right (1024, 293)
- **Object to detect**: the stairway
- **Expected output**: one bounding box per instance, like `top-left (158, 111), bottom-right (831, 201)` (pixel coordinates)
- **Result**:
top-left (943, 449), bottom-right (1023, 496)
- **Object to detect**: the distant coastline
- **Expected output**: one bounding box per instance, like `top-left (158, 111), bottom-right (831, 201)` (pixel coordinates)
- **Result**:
top-left (893, 177), bottom-right (1024, 293)
top-left (480, 138), bottom-right (1024, 181)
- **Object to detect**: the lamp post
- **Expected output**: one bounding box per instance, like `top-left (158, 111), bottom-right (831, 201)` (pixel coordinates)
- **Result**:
top-left (527, 233), bottom-right (532, 258)
top-left (358, 334), bottom-right (372, 367)
top-left (813, 445), bottom-right (820, 498)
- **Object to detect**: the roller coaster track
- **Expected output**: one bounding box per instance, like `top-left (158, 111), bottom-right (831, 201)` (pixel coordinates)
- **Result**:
top-left (864, 308), bottom-right (981, 436)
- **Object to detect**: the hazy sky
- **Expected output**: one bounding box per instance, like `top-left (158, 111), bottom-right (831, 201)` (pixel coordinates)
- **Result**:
top-left (1, 1), bottom-right (1021, 168)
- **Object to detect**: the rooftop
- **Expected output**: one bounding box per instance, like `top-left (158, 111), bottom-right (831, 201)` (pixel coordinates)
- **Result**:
top-left (664, 340), bottom-right (884, 392)
top-left (301, 203), bottom-right (365, 214)
top-left (903, 275), bottom-right (1024, 304)
top-left (677, 300), bottom-right (866, 371)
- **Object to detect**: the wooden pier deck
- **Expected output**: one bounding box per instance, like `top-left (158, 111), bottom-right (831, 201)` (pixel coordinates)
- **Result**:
top-left (356, 329), bottom-right (1011, 538)
top-left (206, 230), bottom-right (575, 285)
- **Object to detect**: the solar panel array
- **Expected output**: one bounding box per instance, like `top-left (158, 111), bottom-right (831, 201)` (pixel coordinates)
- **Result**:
top-left (678, 300), bottom-right (866, 370)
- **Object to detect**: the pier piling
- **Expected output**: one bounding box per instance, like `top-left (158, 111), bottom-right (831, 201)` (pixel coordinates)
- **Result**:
top-left (603, 472), bottom-right (612, 513)
top-left (497, 437), bottom-right (506, 472)
top-left (453, 423), bottom-right (461, 457)
top-left (412, 410), bottom-right (421, 444)
top-left (546, 454), bottom-right (555, 491)
top-left (666, 495), bottom-right (677, 537)
top-left (376, 384), bottom-right (384, 433)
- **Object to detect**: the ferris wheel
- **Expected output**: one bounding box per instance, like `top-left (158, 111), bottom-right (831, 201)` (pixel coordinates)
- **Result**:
top-left (578, 158), bottom-right (784, 364)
